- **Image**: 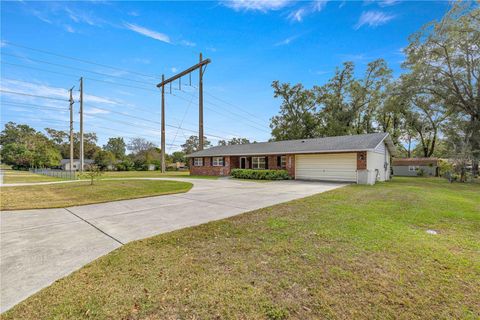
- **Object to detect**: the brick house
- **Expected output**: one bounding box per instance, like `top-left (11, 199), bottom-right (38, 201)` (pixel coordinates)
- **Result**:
top-left (187, 132), bottom-right (396, 185)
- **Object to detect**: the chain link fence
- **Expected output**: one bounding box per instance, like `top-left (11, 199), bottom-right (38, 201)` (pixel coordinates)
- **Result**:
top-left (30, 168), bottom-right (77, 180)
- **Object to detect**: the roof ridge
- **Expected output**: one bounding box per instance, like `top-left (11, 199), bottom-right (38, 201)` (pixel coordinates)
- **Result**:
top-left (206, 132), bottom-right (387, 149)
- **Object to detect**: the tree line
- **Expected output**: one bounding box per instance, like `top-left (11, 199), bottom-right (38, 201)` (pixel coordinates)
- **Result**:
top-left (269, 3), bottom-right (479, 174)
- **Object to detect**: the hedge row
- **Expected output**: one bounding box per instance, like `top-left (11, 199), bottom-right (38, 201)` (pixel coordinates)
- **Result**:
top-left (230, 169), bottom-right (291, 180)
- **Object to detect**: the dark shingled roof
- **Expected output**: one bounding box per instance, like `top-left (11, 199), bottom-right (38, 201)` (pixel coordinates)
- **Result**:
top-left (187, 132), bottom-right (395, 157)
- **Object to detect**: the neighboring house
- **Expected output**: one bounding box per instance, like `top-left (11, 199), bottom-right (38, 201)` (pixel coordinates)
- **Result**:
top-left (60, 159), bottom-right (94, 171)
top-left (392, 158), bottom-right (438, 177)
top-left (187, 132), bottom-right (395, 185)
top-left (167, 162), bottom-right (187, 170)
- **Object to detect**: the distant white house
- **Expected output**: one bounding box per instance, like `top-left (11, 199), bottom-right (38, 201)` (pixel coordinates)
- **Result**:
top-left (60, 159), bottom-right (94, 171)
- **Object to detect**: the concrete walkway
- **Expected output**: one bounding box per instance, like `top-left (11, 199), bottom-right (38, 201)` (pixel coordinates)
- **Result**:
top-left (0, 178), bottom-right (346, 312)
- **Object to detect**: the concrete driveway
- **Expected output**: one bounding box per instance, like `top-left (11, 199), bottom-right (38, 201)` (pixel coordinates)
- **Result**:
top-left (0, 178), bottom-right (346, 312)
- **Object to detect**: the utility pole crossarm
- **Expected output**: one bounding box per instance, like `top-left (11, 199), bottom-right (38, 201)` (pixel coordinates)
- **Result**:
top-left (157, 53), bottom-right (211, 172)
top-left (156, 58), bottom-right (211, 88)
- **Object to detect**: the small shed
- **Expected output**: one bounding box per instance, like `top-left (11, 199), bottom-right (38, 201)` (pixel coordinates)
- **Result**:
top-left (392, 158), bottom-right (438, 177)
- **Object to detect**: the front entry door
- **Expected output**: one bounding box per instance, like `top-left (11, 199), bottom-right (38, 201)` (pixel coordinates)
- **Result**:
top-left (240, 157), bottom-right (246, 169)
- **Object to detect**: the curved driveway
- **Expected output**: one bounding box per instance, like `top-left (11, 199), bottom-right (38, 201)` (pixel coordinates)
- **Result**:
top-left (0, 178), bottom-right (346, 312)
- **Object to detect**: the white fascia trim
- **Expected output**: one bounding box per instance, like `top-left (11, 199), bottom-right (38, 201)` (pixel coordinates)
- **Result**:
top-left (187, 149), bottom-right (372, 157)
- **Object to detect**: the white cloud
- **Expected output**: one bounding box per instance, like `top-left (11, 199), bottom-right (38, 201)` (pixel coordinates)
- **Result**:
top-left (379, 0), bottom-right (401, 7)
top-left (181, 40), bottom-right (196, 47)
top-left (64, 25), bottom-right (75, 33)
top-left (132, 58), bottom-right (151, 64)
top-left (288, 0), bottom-right (328, 22)
top-left (222, 0), bottom-right (292, 12)
top-left (274, 35), bottom-right (298, 46)
top-left (124, 23), bottom-right (171, 43)
top-left (64, 7), bottom-right (103, 26)
top-left (128, 11), bottom-right (140, 17)
top-left (288, 7), bottom-right (306, 22)
top-left (171, 67), bottom-right (178, 73)
top-left (337, 53), bottom-right (369, 61)
top-left (86, 107), bottom-right (110, 114)
top-left (354, 11), bottom-right (394, 29)
top-left (30, 9), bottom-right (52, 24)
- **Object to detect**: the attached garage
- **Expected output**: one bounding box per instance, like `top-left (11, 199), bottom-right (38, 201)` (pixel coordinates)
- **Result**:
top-left (295, 153), bottom-right (357, 182)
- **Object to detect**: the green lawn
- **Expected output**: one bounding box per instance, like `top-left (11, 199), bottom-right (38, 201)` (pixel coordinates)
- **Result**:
top-left (3, 177), bottom-right (479, 319)
top-left (1, 180), bottom-right (192, 210)
top-left (100, 171), bottom-right (218, 180)
top-left (1, 169), bottom-right (65, 184)
top-left (0, 169), bottom-right (217, 185)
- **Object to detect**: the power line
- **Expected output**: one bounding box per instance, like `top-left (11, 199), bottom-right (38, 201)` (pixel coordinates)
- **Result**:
top-left (170, 92), bottom-right (270, 134)
top-left (0, 89), bottom-right (69, 101)
top-left (2, 76), bottom-right (160, 118)
top-left (3, 41), bottom-right (161, 81)
top-left (1, 52), bottom-right (156, 86)
top-left (1, 61), bottom-right (158, 92)
top-left (1, 101), bottom-right (67, 111)
top-left (3, 57), bottom-right (269, 134)
top-left (2, 43), bottom-right (271, 140)
top-left (166, 91), bottom-right (195, 152)
top-left (83, 104), bottom-right (160, 125)
top-left (171, 87), bottom-right (267, 128)
top-left (3, 43), bottom-right (268, 130)
top-left (183, 84), bottom-right (268, 125)
top-left (2, 99), bottom-right (241, 142)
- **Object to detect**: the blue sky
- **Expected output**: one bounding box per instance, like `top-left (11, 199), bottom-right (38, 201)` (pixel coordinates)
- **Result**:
top-left (1, 0), bottom-right (452, 152)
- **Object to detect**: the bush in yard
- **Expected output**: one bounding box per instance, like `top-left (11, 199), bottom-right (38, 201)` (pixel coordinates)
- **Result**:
top-left (230, 169), bottom-right (291, 180)
top-left (116, 159), bottom-right (135, 171)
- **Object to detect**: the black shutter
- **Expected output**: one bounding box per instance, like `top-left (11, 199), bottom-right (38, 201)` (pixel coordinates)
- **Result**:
top-left (211, 157), bottom-right (213, 166)
top-left (223, 157), bottom-right (225, 166)
top-left (265, 157), bottom-right (268, 169)
top-left (277, 156), bottom-right (281, 167)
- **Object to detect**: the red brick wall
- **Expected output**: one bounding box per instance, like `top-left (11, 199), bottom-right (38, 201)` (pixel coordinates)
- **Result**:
top-left (230, 156), bottom-right (239, 169)
top-left (357, 151), bottom-right (367, 170)
top-left (189, 156), bottom-right (232, 176)
top-left (286, 154), bottom-right (295, 178)
top-left (267, 155), bottom-right (278, 170)
top-left (190, 155), bottom-right (295, 178)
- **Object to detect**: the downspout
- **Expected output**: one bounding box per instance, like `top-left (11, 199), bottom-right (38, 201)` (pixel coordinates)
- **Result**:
top-left (384, 144), bottom-right (388, 180)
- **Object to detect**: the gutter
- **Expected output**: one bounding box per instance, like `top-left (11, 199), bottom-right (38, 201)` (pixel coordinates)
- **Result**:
top-left (186, 148), bottom-right (374, 158)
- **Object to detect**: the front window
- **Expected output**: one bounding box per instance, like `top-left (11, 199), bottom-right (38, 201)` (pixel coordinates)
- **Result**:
top-left (212, 157), bottom-right (224, 166)
top-left (194, 158), bottom-right (203, 166)
top-left (252, 156), bottom-right (266, 169)
top-left (408, 165), bottom-right (418, 172)
top-left (277, 156), bottom-right (287, 168)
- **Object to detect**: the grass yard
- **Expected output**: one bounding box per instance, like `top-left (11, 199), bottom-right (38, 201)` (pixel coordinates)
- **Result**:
top-left (1, 180), bottom-right (192, 210)
top-left (3, 177), bottom-right (480, 319)
top-left (0, 169), bottom-right (65, 184)
top-left (100, 171), bottom-right (218, 180)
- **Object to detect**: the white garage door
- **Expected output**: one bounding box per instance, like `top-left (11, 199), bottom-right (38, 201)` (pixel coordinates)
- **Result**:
top-left (295, 153), bottom-right (357, 182)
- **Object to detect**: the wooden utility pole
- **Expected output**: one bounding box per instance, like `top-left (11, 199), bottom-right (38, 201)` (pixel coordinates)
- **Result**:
top-left (156, 53), bottom-right (211, 172)
top-left (79, 77), bottom-right (84, 172)
top-left (69, 87), bottom-right (74, 172)
top-left (198, 53), bottom-right (204, 151)
top-left (161, 74), bottom-right (166, 173)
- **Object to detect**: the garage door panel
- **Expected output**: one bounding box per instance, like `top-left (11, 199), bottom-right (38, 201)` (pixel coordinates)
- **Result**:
top-left (295, 154), bottom-right (357, 182)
